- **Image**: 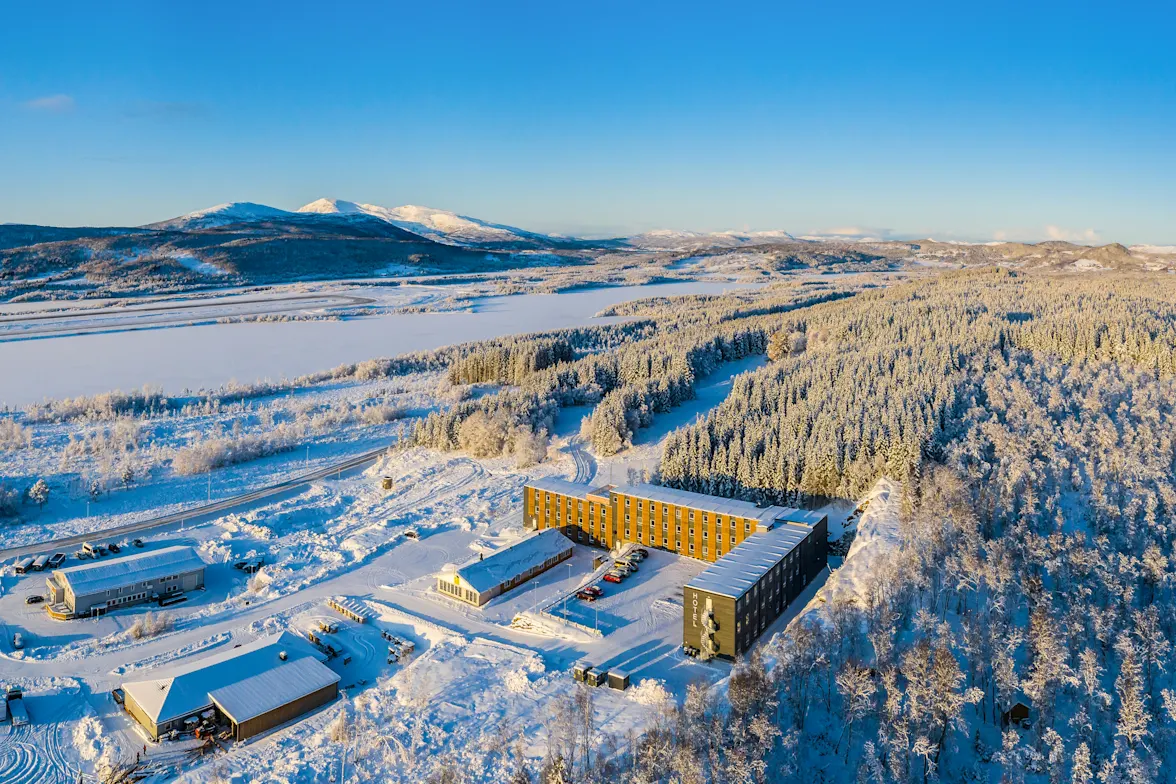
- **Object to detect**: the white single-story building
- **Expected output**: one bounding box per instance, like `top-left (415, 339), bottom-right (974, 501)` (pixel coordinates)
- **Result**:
top-left (435, 529), bottom-right (574, 607)
top-left (121, 630), bottom-right (339, 742)
top-left (46, 545), bottom-right (206, 617)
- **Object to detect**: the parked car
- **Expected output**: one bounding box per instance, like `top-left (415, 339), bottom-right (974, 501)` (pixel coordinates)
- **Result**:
top-left (12, 633), bottom-right (24, 650)
top-left (602, 573), bottom-right (623, 584)
top-left (107, 543), bottom-right (121, 554)
top-left (403, 528), bottom-right (420, 540)
top-left (75, 550), bottom-right (91, 560)
top-left (48, 553), bottom-right (67, 568)
top-left (576, 590), bottom-right (598, 602)
top-left (25, 595), bottom-right (44, 605)
top-left (583, 585), bottom-right (604, 597)
top-left (616, 560), bottom-right (638, 572)
top-left (95, 545), bottom-right (109, 556)
top-left (132, 538), bottom-right (145, 548)
top-left (635, 548), bottom-right (649, 557)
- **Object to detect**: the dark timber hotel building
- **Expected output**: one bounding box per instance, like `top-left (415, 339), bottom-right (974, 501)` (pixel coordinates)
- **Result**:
top-left (523, 478), bottom-right (827, 660)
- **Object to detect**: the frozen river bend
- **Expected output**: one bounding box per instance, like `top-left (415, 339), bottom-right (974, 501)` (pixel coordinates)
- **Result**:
top-left (0, 279), bottom-right (754, 407)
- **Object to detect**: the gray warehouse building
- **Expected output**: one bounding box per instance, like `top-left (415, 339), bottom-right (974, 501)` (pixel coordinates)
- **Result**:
top-left (46, 545), bottom-right (206, 617)
top-left (684, 510), bottom-right (827, 660)
top-left (121, 630), bottom-right (339, 741)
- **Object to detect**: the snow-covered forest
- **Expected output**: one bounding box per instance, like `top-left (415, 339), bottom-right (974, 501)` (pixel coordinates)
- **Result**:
top-left (628, 269), bottom-right (1176, 783)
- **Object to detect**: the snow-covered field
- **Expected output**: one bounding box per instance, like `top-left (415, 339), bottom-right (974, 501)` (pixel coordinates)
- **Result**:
top-left (0, 279), bottom-right (756, 408)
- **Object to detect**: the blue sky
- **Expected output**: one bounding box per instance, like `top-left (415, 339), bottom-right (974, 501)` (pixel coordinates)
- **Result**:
top-left (1, 1), bottom-right (1173, 243)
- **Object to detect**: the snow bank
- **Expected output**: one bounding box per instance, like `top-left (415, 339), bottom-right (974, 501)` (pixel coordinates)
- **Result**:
top-left (813, 477), bottom-right (901, 611)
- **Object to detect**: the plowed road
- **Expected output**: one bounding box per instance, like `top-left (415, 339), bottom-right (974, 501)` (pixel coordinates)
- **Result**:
top-left (0, 445), bottom-right (390, 561)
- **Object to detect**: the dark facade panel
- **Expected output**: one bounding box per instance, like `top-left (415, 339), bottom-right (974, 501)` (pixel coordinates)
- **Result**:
top-left (233, 682), bottom-right (339, 741)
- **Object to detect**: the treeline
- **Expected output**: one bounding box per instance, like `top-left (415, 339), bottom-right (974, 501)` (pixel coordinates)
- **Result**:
top-left (447, 338), bottom-right (575, 385)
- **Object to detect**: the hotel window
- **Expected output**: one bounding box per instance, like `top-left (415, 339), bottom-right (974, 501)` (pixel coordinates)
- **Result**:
top-left (702, 530), bottom-right (708, 540)
top-left (663, 505), bottom-right (669, 516)
top-left (625, 497), bottom-right (630, 507)
top-left (702, 546), bottom-right (709, 556)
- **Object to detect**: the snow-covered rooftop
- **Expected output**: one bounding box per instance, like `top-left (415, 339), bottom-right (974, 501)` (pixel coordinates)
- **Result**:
top-left (527, 477), bottom-right (594, 500)
top-left (685, 524), bottom-right (813, 599)
top-left (53, 546), bottom-right (206, 598)
top-left (526, 480), bottom-right (825, 530)
top-left (209, 655), bottom-right (340, 725)
top-left (616, 483), bottom-right (792, 526)
top-left (453, 529), bottom-right (574, 594)
top-left (122, 631), bottom-right (336, 726)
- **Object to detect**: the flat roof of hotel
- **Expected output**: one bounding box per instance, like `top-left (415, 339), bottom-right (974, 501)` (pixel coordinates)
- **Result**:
top-left (685, 524), bottom-right (812, 599)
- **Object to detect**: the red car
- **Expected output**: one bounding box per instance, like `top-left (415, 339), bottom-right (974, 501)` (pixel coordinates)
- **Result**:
top-left (603, 573), bottom-right (623, 584)
top-left (583, 585), bottom-right (604, 597)
top-left (576, 591), bottom-right (598, 602)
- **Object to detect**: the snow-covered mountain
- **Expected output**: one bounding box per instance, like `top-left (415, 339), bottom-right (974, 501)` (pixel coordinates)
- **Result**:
top-left (148, 202), bottom-right (297, 230)
top-left (626, 228), bottom-right (797, 251)
top-left (296, 198), bottom-right (552, 246)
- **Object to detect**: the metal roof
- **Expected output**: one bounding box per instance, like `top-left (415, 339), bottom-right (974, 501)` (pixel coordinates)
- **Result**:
top-left (122, 631), bottom-right (334, 726)
top-left (209, 655), bottom-right (339, 724)
top-left (452, 529), bottom-right (574, 594)
top-left (685, 525), bottom-right (812, 600)
top-left (53, 546), bottom-right (205, 598)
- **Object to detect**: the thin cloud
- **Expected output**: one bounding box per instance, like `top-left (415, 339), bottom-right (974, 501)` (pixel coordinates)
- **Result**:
top-left (23, 94), bottom-right (75, 113)
top-left (1045, 225), bottom-right (1100, 243)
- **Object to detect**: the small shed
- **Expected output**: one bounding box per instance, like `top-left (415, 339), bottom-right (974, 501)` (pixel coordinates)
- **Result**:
top-left (572, 661), bottom-right (592, 682)
top-left (607, 669), bottom-right (629, 691)
top-left (1001, 705), bottom-right (1030, 728)
top-left (585, 668), bottom-right (607, 687)
top-left (382, 476), bottom-right (394, 491)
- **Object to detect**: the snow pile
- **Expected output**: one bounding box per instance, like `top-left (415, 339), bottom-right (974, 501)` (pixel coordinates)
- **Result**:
top-left (502, 656), bottom-right (545, 694)
top-left (508, 611), bottom-right (599, 643)
top-left (71, 714), bottom-right (108, 762)
top-left (627, 678), bottom-right (673, 709)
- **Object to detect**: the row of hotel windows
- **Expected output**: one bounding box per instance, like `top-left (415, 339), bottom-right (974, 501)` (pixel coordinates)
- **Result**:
top-left (534, 492), bottom-right (755, 534)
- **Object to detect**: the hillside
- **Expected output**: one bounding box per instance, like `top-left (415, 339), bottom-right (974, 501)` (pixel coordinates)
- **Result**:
top-left (3, 199), bottom-right (1174, 302)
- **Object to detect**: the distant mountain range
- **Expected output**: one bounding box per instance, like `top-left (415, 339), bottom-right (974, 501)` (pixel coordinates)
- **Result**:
top-left (1, 198), bottom-right (1173, 301)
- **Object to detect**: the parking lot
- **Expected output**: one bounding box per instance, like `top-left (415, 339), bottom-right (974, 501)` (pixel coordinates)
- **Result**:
top-left (542, 546), bottom-right (707, 637)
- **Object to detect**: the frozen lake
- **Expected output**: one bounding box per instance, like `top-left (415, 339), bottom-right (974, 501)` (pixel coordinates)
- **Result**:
top-left (1, 280), bottom-right (756, 407)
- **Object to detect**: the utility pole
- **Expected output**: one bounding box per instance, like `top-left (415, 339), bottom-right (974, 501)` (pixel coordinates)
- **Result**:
top-left (207, 474), bottom-right (212, 503)
top-left (306, 445), bottom-right (310, 468)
